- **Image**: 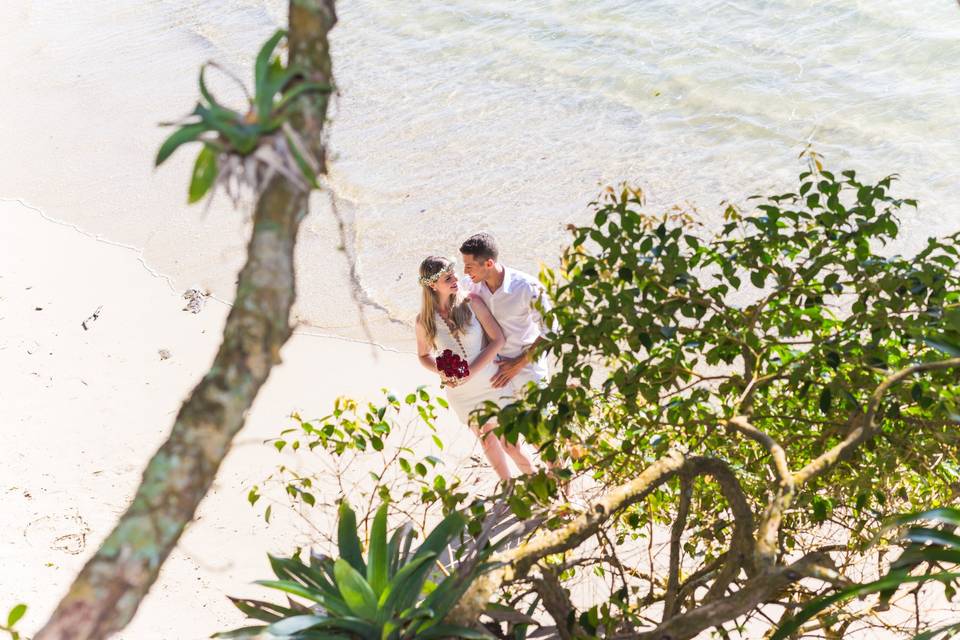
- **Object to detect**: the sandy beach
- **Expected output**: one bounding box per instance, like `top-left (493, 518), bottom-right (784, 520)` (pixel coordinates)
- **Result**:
top-left (0, 199), bottom-right (498, 638)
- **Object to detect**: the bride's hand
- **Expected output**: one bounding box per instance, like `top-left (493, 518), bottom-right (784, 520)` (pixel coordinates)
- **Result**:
top-left (440, 372), bottom-right (469, 388)
top-left (440, 372), bottom-right (459, 388)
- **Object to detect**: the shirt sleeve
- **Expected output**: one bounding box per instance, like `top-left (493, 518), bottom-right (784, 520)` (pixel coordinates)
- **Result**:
top-left (526, 279), bottom-right (553, 338)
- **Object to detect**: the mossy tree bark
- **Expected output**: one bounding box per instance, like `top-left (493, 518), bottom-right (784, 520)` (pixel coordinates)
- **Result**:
top-left (34, 2), bottom-right (337, 638)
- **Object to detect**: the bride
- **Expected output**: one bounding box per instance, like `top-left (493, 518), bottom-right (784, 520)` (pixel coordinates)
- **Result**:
top-left (414, 256), bottom-right (534, 480)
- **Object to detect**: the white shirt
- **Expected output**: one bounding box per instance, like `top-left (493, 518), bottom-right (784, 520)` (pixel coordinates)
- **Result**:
top-left (463, 266), bottom-right (551, 382)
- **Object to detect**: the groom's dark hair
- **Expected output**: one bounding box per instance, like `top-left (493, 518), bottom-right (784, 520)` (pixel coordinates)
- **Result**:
top-left (460, 232), bottom-right (499, 262)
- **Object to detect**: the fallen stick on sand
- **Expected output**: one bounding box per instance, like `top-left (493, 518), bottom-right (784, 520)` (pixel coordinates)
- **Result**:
top-left (81, 306), bottom-right (102, 331)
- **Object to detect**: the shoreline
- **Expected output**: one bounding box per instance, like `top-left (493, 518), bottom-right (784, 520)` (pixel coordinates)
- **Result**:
top-left (1, 196), bottom-right (415, 355)
top-left (0, 199), bottom-right (487, 638)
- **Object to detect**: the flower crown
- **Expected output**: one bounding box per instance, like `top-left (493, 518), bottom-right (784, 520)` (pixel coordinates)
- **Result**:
top-left (418, 263), bottom-right (454, 287)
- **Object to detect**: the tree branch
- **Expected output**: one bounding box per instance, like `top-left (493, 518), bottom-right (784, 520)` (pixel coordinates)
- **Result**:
top-left (450, 452), bottom-right (757, 628)
top-left (663, 474), bottom-right (693, 621)
top-left (795, 357), bottom-right (960, 485)
top-left (34, 4), bottom-right (337, 638)
top-left (448, 448), bottom-right (688, 625)
top-left (531, 566), bottom-right (583, 640)
top-left (726, 415), bottom-right (792, 489)
top-left (726, 415), bottom-right (794, 572)
top-left (628, 552), bottom-right (838, 640)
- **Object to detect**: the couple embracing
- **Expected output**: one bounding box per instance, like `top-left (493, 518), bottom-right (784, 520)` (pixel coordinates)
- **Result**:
top-left (415, 233), bottom-right (549, 481)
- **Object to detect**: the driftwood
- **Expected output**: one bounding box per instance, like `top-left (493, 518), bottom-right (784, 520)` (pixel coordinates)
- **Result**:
top-left (34, 2), bottom-right (337, 638)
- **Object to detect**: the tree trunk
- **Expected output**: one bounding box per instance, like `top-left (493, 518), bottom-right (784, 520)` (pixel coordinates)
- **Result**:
top-left (34, 3), bottom-right (337, 638)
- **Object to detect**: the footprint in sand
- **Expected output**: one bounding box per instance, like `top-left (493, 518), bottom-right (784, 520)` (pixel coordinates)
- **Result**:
top-left (23, 509), bottom-right (91, 555)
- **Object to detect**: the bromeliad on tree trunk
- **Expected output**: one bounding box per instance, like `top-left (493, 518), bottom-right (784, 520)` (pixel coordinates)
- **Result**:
top-left (156, 29), bottom-right (333, 204)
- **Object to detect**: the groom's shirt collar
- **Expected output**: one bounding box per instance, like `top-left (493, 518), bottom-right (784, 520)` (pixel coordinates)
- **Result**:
top-left (485, 265), bottom-right (514, 296)
top-left (466, 266), bottom-right (549, 359)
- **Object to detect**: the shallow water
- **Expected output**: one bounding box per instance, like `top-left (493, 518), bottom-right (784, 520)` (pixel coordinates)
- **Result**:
top-left (2, 0), bottom-right (959, 348)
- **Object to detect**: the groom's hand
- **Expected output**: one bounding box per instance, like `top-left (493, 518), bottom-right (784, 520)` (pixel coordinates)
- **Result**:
top-left (491, 354), bottom-right (526, 388)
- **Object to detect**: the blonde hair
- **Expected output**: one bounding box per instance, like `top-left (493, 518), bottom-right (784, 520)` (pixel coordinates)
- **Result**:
top-left (417, 256), bottom-right (473, 351)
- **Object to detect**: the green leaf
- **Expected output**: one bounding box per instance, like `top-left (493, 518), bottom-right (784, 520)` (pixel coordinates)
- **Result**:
top-left (924, 337), bottom-right (960, 358)
top-left (266, 614), bottom-right (329, 635)
top-left (818, 387), bottom-right (832, 414)
top-left (192, 103), bottom-right (259, 154)
top-left (211, 624), bottom-right (270, 638)
top-left (771, 572), bottom-right (960, 640)
top-left (188, 145), bottom-right (218, 203)
top-left (387, 521), bottom-right (414, 576)
top-left (228, 596), bottom-right (298, 623)
top-left (904, 526), bottom-right (960, 550)
top-left (812, 496), bottom-right (829, 523)
top-left (415, 623), bottom-right (495, 639)
top-left (260, 65), bottom-right (299, 122)
top-left (367, 504), bottom-right (389, 597)
top-left (419, 564), bottom-right (498, 625)
top-left (253, 579), bottom-right (326, 603)
top-left (379, 553), bottom-right (437, 613)
top-left (7, 604), bottom-right (26, 628)
top-left (915, 621), bottom-right (960, 640)
top-left (267, 554), bottom-right (340, 599)
top-left (198, 65), bottom-right (244, 122)
top-left (911, 382), bottom-right (923, 403)
top-left (311, 616), bottom-right (380, 637)
top-left (886, 508), bottom-right (960, 530)
top-left (254, 30), bottom-right (287, 117)
top-left (825, 351), bottom-right (840, 369)
top-left (897, 547), bottom-right (960, 567)
top-left (411, 512), bottom-right (465, 564)
top-left (155, 122), bottom-right (209, 166)
top-left (283, 129), bottom-right (320, 189)
top-left (337, 501), bottom-right (366, 574)
top-left (274, 81), bottom-right (334, 114)
top-left (333, 558), bottom-right (378, 620)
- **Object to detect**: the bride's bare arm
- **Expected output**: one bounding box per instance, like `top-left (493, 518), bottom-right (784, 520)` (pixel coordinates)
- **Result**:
top-left (415, 316), bottom-right (439, 373)
top-left (469, 295), bottom-right (505, 373)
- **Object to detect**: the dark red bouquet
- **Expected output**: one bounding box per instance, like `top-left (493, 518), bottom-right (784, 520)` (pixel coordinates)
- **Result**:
top-left (436, 349), bottom-right (470, 382)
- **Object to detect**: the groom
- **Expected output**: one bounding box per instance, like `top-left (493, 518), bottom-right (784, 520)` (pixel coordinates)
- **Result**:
top-left (459, 232), bottom-right (550, 393)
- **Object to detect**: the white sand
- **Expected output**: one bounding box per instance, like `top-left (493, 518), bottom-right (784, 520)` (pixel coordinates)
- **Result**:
top-left (0, 199), bottom-right (497, 638)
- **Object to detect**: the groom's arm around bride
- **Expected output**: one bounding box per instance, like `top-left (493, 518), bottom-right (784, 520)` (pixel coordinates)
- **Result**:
top-left (458, 232), bottom-right (551, 392)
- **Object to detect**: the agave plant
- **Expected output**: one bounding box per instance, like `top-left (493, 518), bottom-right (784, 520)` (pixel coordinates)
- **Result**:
top-left (773, 508), bottom-right (960, 640)
top-left (215, 502), bottom-right (495, 639)
top-left (156, 29), bottom-right (332, 204)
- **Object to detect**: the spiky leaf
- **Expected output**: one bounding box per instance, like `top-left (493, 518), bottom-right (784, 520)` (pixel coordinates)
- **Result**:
top-left (333, 559), bottom-right (378, 620)
top-left (188, 145), bottom-right (218, 203)
top-left (366, 504), bottom-right (389, 597)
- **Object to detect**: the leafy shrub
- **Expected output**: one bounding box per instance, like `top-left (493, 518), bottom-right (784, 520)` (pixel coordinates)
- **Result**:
top-left (247, 389), bottom-right (471, 528)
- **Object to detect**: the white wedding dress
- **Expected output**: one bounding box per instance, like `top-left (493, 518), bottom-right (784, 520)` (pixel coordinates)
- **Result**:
top-left (435, 310), bottom-right (516, 424)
